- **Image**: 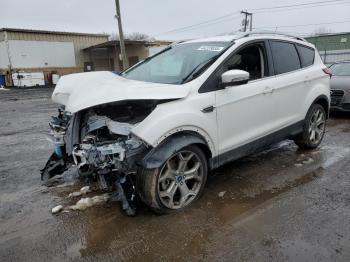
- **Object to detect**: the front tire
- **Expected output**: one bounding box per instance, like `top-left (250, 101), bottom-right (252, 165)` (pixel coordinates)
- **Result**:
top-left (137, 145), bottom-right (208, 214)
top-left (294, 104), bottom-right (326, 149)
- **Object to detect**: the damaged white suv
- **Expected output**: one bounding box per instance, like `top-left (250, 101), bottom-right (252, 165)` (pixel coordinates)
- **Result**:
top-left (43, 32), bottom-right (330, 215)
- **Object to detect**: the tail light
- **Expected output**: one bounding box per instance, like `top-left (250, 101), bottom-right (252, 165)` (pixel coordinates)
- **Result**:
top-left (323, 68), bottom-right (332, 77)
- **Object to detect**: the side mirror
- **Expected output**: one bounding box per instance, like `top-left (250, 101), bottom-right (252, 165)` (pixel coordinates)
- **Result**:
top-left (220, 70), bottom-right (249, 88)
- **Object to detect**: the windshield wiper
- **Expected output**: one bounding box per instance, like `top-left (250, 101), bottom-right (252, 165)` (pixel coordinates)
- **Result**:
top-left (181, 41), bottom-right (236, 84)
top-left (144, 46), bottom-right (172, 62)
top-left (181, 55), bottom-right (220, 84)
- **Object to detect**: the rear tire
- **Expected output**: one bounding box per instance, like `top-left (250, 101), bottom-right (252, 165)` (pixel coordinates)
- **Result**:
top-left (137, 145), bottom-right (208, 214)
top-left (294, 104), bottom-right (326, 149)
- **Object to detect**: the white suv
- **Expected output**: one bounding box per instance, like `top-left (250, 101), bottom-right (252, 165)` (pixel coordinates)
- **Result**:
top-left (44, 32), bottom-right (330, 214)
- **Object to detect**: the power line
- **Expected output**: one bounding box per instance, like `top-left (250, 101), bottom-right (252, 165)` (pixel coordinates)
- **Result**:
top-left (171, 15), bottom-right (241, 34)
top-left (154, 0), bottom-right (349, 37)
top-left (251, 0), bottom-right (348, 11)
top-left (156, 16), bottom-right (241, 36)
top-left (253, 19), bottom-right (350, 30)
top-left (154, 12), bottom-right (240, 36)
top-left (254, 1), bottom-right (350, 14)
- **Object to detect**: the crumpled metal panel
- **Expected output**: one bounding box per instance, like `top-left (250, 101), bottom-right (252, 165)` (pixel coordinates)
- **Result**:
top-left (86, 114), bottom-right (134, 136)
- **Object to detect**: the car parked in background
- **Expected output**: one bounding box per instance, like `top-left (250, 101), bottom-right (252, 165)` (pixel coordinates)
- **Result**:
top-left (329, 61), bottom-right (350, 112)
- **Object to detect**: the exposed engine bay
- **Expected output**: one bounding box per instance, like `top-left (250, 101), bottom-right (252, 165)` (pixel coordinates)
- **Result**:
top-left (42, 100), bottom-right (160, 215)
top-left (73, 113), bottom-right (145, 175)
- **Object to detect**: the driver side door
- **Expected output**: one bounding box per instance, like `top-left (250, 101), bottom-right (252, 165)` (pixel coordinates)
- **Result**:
top-left (212, 41), bottom-right (279, 164)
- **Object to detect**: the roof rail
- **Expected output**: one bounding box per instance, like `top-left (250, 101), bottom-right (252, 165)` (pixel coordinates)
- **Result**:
top-left (238, 31), bottom-right (307, 42)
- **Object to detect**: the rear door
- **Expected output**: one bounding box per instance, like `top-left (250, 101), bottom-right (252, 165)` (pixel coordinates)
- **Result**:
top-left (268, 40), bottom-right (309, 128)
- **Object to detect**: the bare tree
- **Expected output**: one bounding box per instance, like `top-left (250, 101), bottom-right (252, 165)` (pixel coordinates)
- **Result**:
top-left (109, 32), bottom-right (120, 40)
top-left (108, 31), bottom-right (156, 41)
top-left (313, 27), bottom-right (333, 36)
top-left (126, 32), bottom-right (155, 41)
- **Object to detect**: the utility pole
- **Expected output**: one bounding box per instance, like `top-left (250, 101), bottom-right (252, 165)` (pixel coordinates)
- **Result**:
top-left (249, 12), bottom-right (253, 31)
top-left (115, 0), bottom-right (129, 70)
top-left (241, 10), bottom-right (253, 32)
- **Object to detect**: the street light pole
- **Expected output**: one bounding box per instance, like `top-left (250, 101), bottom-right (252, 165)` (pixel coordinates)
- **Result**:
top-left (115, 0), bottom-right (129, 70)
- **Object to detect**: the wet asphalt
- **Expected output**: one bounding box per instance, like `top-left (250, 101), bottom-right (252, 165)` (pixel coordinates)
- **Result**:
top-left (0, 88), bottom-right (349, 262)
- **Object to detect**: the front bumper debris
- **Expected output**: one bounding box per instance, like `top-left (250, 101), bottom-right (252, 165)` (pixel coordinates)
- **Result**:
top-left (41, 107), bottom-right (71, 181)
top-left (41, 107), bottom-right (150, 216)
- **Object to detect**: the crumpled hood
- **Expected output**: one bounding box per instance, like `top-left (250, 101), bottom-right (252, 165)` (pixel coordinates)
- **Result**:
top-left (52, 71), bottom-right (190, 113)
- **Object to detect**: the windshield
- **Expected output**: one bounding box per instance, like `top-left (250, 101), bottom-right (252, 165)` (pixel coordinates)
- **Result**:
top-left (123, 42), bottom-right (231, 84)
top-left (329, 63), bottom-right (350, 76)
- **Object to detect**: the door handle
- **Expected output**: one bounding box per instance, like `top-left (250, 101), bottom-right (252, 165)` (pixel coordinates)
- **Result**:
top-left (263, 87), bottom-right (274, 94)
top-left (201, 105), bottom-right (215, 113)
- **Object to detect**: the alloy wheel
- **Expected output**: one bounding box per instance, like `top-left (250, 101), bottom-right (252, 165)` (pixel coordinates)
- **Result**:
top-left (158, 150), bottom-right (203, 209)
top-left (309, 108), bottom-right (326, 144)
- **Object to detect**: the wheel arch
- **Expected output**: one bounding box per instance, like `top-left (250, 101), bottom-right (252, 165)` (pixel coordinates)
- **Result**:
top-left (141, 131), bottom-right (213, 170)
top-left (311, 95), bottom-right (330, 118)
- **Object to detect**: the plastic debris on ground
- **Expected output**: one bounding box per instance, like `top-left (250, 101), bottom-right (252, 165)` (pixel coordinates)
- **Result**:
top-left (68, 194), bottom-right (110, 211)
top-left (218, 191), bottom-right (226, 198)
top-left (302, 158), bottom-right (314, 165)
top-left (68, 186), bottom-right (91, 198)
top-left (51, 205), bottom-right (63, 214)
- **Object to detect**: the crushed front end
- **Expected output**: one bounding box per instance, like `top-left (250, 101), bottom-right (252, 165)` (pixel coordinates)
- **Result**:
top-left (42, 101), bottom-right (157, 215)
top-left (41, 106), bottom-right (71, 181)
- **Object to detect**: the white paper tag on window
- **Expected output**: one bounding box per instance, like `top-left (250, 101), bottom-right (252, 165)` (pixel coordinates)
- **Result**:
top-left (197, 46), bottom-right (224, 52)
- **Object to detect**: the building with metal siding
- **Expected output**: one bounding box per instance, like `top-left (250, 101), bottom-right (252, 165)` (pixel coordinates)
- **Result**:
top-left (0, 28), bottom-right (171, 87)
top-left (0, 28), bottom-right (109, 86)
top-left (0, 28), bottom-right (108, 70)
top-left (83, 40), bottom-right (171, 72)
top-left (305, 33), bottom-right (350, 65)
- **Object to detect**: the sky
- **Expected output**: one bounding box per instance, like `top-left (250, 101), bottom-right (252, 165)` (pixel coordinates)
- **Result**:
top-left (0, 0), bottom-right (349, 40)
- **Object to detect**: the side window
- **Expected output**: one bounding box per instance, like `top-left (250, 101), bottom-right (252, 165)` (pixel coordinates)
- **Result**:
top-left (223, 43), bottom-right (268, 80)
top-left (199, 42), bottom-right (269, 93)
top-left (270, 41), bottom-right (301, 74)
top-left (296, 45), bottom-right (315, 67)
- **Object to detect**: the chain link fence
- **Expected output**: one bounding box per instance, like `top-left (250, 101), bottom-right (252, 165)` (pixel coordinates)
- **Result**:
top-left (318, 49), bottom-right (350, 66)
top-left (306, 34), bottom-right (350, 66)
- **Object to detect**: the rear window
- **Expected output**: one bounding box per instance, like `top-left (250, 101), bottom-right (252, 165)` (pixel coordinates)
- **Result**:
top-left (296, 45), bottom-right (315, 67)
top-left (270, 41), bottom-right (301, 74)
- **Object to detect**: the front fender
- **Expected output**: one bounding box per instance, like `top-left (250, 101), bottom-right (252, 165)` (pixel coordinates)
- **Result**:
top-left (132, 92), bottom-right (218, 157)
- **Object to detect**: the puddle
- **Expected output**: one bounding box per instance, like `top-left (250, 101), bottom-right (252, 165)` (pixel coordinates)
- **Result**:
top-left (2, 93), bottom-right (349, 262)
top-left (57, 161), bottom-right (324, 261)
top-left (321, 146), bottom-right (350, 168)
top-left (39, 138), bottom-right (333, 261)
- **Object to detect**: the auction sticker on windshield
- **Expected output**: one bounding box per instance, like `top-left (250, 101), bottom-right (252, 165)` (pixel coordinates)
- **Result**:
top-left (197, 46), bottom-right (224, 52)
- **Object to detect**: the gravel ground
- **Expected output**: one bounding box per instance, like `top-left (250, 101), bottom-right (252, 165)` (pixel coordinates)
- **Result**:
top-left (0, 87), bottom-right (349, 262)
